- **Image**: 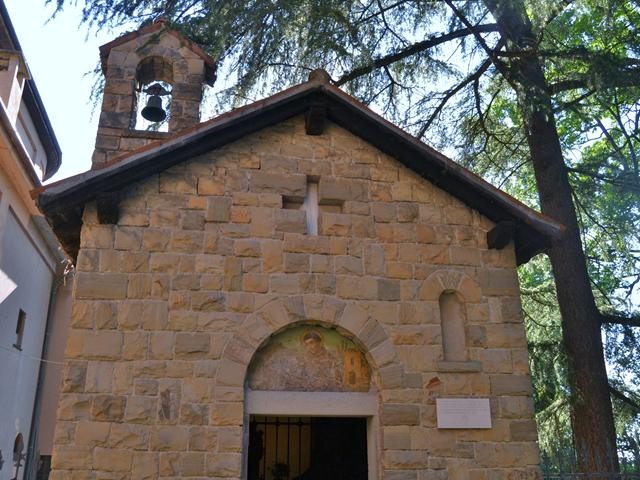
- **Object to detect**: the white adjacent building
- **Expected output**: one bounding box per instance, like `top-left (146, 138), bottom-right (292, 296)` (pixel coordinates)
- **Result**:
top-left (0, 1), bottom-right (69, 479)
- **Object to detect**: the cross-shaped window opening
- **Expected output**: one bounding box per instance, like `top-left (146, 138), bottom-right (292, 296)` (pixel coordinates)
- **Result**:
top-left (301, 181), bottom-right (319, 235)
top-left (283, 178), bottom-right (343, 236)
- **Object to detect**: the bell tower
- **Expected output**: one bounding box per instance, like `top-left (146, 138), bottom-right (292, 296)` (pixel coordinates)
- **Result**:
top-left (92, 19), bottom-right (216, 168)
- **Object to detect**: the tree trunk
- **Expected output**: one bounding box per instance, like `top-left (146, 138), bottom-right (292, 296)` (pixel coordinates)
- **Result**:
top-left (484, 0), bottom-right (619, 475)
top-left (527, 96), bottom-right (620, 474)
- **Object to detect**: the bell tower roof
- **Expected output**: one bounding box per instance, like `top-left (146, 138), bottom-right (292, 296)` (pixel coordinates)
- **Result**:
top-left (98, 18), bottom-right (216, 85)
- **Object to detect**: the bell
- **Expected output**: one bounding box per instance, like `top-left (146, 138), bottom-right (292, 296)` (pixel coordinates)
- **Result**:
top-left (141, 95), bottom-right (166, 122)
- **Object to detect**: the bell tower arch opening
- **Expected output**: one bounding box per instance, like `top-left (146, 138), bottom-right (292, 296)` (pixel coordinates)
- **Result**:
top-left (133, 56), bottom-right (174, 132)
top-left (244, 324), bottom-right (379, 480)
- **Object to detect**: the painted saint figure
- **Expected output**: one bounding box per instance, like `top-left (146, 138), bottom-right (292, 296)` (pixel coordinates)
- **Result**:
top-left (247, 325), bottom-right (370, 393)
top-left (297, 330), bottom-right (342, 391)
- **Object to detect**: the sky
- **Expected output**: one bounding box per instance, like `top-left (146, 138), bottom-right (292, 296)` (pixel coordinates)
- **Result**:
top-left (5, 0), bottom-right (134, 182)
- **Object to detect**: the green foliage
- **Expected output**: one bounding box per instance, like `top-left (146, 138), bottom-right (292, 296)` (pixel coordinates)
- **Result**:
top-left (520, 257), bottom-right (572, 458)
top-left (465, 2), bottom-right (640, 456)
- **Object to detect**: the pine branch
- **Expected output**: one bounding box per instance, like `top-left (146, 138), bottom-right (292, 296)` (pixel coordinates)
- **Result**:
top-left (374, 0), bottom-right (408, 45)
top-left (444, 0), bottom-right (495, 56)
top-left (417, 57), bottom-right (493, 138)
top-left (609, 385), bottom-right (640, 412)
top-left (566, 166), bottom-right (640, 193)
top-left (553, 89), bottom-right (596, 112)
top-left (549, 67), bottom-right (640, 94)
top-left (497, 47), bottom-right (640, 63)
top-left (608, 102), bottom-right (639, 173)
top-left (601, 313), bottom-right (640, 327)
top-left (334, 24), bottom-right (499, 86)
top-left (444, 0), bottom-right (514, 84)
top-left (561, 103), bottom-right (633, 173)
top-left (539, 0), bottom-right (574, 30)
top-left (355, 0), bottom-right (411, 25)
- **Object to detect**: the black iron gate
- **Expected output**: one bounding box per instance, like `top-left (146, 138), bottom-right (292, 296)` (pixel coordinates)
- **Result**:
top-left (247, 416), bottom-right (368, 480)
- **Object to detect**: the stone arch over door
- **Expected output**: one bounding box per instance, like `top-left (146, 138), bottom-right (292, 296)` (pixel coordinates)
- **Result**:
top-left (244, 323), bottom-right (378, 480)
top-left (215, 296), bottom-right (403, 480)
top-left (209, 296), bottom-right (408, 479)
top-left (247, 325), bottom-right (372, 392)
top-left (214, 296), bottom-right (404, 395)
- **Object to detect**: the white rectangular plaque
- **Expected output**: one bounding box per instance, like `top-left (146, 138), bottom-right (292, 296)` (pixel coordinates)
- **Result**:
top-left (436, 398), bottom-right (492, 429)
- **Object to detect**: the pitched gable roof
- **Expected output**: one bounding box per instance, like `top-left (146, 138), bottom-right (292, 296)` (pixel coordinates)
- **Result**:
top-left (37, 73), bottom-right (563, 263)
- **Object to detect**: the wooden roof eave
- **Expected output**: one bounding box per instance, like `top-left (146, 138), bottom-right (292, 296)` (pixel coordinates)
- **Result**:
top-left (38, 82), bottom-right (322, 212)
top-left (37, 80), bottom-right (563, 265)
top-left (321, 85), bottom-right (563, 238)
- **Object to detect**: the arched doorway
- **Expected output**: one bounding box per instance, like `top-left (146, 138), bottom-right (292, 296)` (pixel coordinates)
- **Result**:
top-left (11, 433), bottom-right (24, 480)
top-left (244, 325), bottom-right (378, 480)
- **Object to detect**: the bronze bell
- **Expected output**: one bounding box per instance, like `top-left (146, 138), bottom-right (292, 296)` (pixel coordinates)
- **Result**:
top-left (141, 94), bottom-right (166, 122)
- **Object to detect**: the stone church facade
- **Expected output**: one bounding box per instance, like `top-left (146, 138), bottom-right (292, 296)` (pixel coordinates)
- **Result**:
top-left (37, 20), bottom-right (563, 480)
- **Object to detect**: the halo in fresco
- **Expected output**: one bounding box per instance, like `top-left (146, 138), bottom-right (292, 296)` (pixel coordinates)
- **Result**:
top-left (247, 326), bottom-right (371, 392)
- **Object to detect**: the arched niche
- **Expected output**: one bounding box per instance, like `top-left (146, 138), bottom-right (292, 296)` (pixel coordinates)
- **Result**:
top-left (215, 297), bottom-right (403, 392)
top-left (420, 269), bottom-right (483, 372)
top-left (12, 433), bottom-right (24, 480)
top-left (439, 290), bottom-right (467, 362)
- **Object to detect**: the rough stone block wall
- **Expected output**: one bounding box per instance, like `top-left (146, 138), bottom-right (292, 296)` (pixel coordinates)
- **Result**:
top-left (51, 116), bottom-right (540, 479)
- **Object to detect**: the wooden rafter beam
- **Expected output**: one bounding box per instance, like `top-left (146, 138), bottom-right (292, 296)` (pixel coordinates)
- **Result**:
top-left (487, 221), bottom-right (516, 250)
top-left (96, 192), bottom-right (120, 225)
